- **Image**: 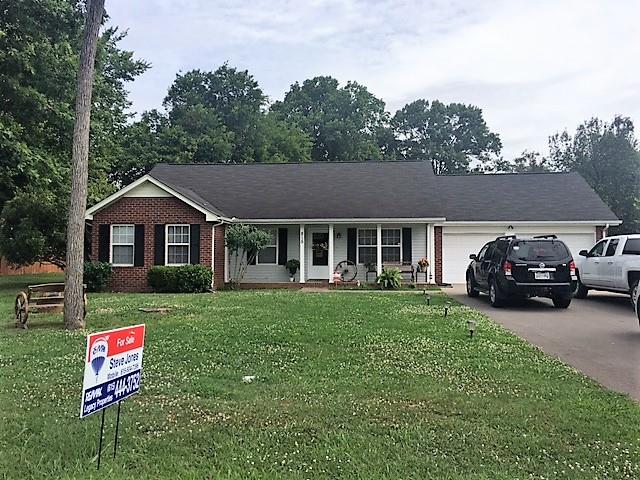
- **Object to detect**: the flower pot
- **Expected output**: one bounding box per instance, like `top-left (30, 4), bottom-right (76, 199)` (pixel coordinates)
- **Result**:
top-left (289, 277), bottom-right (295, 282)
top-left (418, 265), bottom-right (428, 273)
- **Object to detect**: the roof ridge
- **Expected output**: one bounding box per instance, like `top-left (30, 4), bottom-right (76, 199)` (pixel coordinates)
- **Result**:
top-left (153, 160), bottom-right (434, 167)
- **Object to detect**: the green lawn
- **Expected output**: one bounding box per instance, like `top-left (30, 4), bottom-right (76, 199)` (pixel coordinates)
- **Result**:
top-left (1, 275), bottom-right (639, 479)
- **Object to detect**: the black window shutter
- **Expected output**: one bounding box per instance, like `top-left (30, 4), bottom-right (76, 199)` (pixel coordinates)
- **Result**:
top-left (347, 228), bottom-right (357, 263)
top-left (190, 224), bottom-right (200, 264)
top-left (278, 228), bottom-right (288, 265)
top-left (154, 224), bottom-right (165, 265)
top-left (134, 225), bottom-right (145, 266)
top-left (98, 224), bottom-right (110, 262)
top-left (402, 227), bottom-right (412, 264)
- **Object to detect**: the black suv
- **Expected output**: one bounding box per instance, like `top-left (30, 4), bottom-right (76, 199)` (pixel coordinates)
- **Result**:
top-left (466, 235), bottom-right (576, 308)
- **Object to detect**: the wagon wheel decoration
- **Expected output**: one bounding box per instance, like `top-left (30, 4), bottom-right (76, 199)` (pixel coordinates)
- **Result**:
top-left (14, 291), bottom-right (29, 328)
top-left (334, 260), bottom-right (358, 283)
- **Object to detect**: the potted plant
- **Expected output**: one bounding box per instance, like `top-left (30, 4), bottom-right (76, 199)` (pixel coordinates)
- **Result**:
top-left (417, 257), bottom-right (429, 273)
top-left (285, 259), bottom-right (300, 282)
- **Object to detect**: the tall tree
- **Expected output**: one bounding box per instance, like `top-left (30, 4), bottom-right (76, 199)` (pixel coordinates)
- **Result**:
top-left (64, 0), bottom-right (106, 330)
top-left (115, 65), bottom-right (312, 182)
top-left (0, 0), bottom-right (146, 267)
top-left (483, 150), bottom-right (552, 173)
top-left (271, 76), bottom-right (391, 162)
top-left (392, 99), bottom-right (501, 174)
top-left (549, 116), bottom-right (640, 234)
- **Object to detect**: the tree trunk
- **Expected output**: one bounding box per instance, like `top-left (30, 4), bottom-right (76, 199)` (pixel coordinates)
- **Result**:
top-left (64, 0), bottom-right (105, 330)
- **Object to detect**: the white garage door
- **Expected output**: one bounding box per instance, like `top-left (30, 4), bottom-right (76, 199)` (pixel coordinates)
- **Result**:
top-left (442, 233), bottom-right (498, 284)
top-left (441, 230), bottom-right (597, 285)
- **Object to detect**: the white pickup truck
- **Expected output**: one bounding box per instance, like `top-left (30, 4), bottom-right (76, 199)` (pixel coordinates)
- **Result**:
top-left (574, 234), bottom-right (640, 303)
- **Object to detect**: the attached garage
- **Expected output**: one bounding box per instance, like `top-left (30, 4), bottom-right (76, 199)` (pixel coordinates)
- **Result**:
top-left (441, 225), bottom-right (598, 284)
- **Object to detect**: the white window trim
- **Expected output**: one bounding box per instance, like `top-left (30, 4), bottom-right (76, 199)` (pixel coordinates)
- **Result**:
top-left (256, 228), bottom-right (279, 265)
top-left (110, 224), bottom-right (135, 267)
top-left (165, 224), bottom-right (191, 266)
top-left (357, 228), bottom-right (403, 265)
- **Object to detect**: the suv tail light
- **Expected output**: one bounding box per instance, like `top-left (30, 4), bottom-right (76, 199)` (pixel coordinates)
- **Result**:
top-left (503, 261), bottom-right (513, 276)
top-left (569, 260), bottom-right (576, 278)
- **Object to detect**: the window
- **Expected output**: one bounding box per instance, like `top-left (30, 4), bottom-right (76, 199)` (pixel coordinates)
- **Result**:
top-left (509, 240), bottom-right (570, 261)
top-left (111, 225), bottom-right (135, 266)
top-left (605, 239), bottom-right (619, 257)
top-left (166, 225), bottom-right (190, 265)
top-left (492, 240), bottom-right (509, 262)
top-left (357, 228), bottom-right (376, 265)
top-left (357, 228), bottom-right (402, 264)
top-left (257, 228), bottom-right (277, 264)
top-left (477, 243), bottom-right (490, 261)
top-left (588, 240), bottom-right (607, 258)
top-left (382, 228), bottom-right (401, 263)
top-left (623, 238), bottom-right (640, 255)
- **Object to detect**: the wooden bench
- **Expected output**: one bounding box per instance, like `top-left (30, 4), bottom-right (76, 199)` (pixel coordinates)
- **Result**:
top-left (365, 263), bottom-right (415, 283)
top-left (14, 283), bottom-right (87, 329)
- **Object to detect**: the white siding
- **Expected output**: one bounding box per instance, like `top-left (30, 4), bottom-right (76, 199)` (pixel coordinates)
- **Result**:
top-left (230, 223), bottom-right (430, 283)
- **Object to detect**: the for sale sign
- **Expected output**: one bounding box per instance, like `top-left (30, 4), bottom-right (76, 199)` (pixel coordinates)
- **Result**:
top-left (80, 324), bottom-right (145, 418)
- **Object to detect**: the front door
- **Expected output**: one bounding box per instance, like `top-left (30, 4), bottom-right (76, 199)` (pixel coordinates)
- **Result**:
top-left (581, 239), bottom-right (608, 287)
top-left (308, 230), bottom-right (329, 280)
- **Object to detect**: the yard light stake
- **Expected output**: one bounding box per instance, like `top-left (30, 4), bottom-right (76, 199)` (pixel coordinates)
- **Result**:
top-left (97, 408), bottom-right (105, 470)
top-left (467, 319), bottom-right (477, 338)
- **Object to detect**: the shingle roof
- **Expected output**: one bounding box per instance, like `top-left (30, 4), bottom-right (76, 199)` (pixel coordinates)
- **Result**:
top-left (147, 162), bottom-right (619, 222)
top-left (150, 161), bottom-right (446, 220)
top-left (436, 172), bottom-right (619, 222)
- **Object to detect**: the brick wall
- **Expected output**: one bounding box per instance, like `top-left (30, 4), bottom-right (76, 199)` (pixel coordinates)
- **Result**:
top-left (213, 224), bottom-right (226, 289)
top-left (91, 197), bottom-right (215, 292)
top-left (434, 226), bottom-right (443, 285)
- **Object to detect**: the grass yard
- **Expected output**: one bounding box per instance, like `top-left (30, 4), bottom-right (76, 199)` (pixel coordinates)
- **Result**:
top-left (1, 275), bottom-right (640, 479)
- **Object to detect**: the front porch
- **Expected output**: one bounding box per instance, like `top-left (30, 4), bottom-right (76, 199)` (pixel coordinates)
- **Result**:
top-left (226, 223), bottom-right (436, 286)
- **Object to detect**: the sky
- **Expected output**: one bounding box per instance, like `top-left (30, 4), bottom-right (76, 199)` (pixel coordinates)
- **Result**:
top-left (106, 0), bottom-right (640, 160)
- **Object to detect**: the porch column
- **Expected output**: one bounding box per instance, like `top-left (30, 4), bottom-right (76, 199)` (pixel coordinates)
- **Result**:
top-left (376, 224), bottom-right (382, 277)
top-left (224, 244), bottom-right (230, 283)
top-left (328, 224), bottom-right (334, 283)
top-left (299, 224), bottom-right (305, 283)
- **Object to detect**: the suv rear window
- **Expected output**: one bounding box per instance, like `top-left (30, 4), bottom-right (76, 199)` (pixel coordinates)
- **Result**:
top-left (508, 240), bottom-right (570, 261)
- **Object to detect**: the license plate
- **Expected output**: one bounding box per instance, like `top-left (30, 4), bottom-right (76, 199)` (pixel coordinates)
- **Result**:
top-left (535, 272), bottom-right (550, 280)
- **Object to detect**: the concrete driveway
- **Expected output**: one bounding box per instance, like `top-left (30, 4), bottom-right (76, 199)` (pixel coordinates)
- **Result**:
top-left (447, 284), bottom-right (640, 400)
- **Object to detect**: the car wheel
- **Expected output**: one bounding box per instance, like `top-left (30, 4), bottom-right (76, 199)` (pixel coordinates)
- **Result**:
top-left (574, 275), bottom-right (589, 299)
top-left (489, 278), bottom-right (503, 308)
top-left (630, 281), bottom-right (638, 308)
top-left (552, 296), bottom-right (572, 309)
top-left (466, 272), bottom-right (480, 298)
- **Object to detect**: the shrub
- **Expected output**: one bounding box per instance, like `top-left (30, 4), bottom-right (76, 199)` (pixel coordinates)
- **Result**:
top-left (376, 267), bottom-right (403, 289)
top-left (226, 224), bottom-right (273, 284)
top-left (83, 261), bottom-right (113, 292)
top-left (148, 265), bottom-right (212, 293)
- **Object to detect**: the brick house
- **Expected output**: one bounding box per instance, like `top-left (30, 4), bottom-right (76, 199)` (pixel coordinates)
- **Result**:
top-left (85, 161), bottom-right (619, 291)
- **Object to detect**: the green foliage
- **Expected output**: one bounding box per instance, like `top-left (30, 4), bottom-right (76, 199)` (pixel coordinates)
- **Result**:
top-left (83, 261), bottom-right (113, 292)
top-left (484, 150), bottom-right (552, 173)
top-left (285, 259), bottom-right (300, 276)
top-left (271, 76), bottom-right (391, 162)
top-left (147, 265), bottom-right (212, 293)
top-left (549, 116), bottom-right (640, 234)
top-left (114, 65), bottom-right (312, 183)
top-left (392, 99), bottom-right (502, 174)
top-left (0, 0), bottom-right (147, 262)
top-left (376, 267), bottom-right (403, 289)
top-left (0, 193), bottom-right (67, 267)
top-left (225, 224), bottom-right (273, 284)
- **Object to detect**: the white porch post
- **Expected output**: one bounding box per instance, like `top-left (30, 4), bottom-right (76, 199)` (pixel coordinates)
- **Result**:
top-left (376, 223), bottom-right (382, 277)
top-left (224, 244), bottom-right (230, 283)
top-left (328, 224), bottom-right (334, 283)
top-left (299, 224), bottom-right (306, 283)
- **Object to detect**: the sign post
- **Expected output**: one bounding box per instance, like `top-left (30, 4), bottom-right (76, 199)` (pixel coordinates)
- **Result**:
top-left (80, 324), bottom-right (145, 469)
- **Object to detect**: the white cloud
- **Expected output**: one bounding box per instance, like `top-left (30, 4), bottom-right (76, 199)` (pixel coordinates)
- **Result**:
top-left (107, 0), bottom-right (640, 159)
